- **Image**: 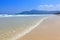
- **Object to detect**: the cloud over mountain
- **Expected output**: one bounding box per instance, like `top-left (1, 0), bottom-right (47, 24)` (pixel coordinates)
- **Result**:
top-left (38, 4), bottom-right (60, 11)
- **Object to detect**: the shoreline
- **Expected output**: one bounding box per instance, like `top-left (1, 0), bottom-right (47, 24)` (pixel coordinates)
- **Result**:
top-left (17, 15), bottom-right (60, 40)
top-left (12, 17), bottom-right (48, 40)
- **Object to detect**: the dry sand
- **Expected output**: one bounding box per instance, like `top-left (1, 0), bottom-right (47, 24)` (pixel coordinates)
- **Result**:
top-left (17, 15), bottom-right (60, 40)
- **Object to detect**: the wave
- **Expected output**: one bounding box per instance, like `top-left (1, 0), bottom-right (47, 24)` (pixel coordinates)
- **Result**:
top-left (0, 14), bottom-right (53, 17)
top-left (11, 17), bottom-right (49, 40)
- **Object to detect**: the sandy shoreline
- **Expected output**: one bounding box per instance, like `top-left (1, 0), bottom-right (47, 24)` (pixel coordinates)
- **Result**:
top-left (0, 16), bottom-right (47, 40)
top-left (17, 15), bottom-right (60, 40)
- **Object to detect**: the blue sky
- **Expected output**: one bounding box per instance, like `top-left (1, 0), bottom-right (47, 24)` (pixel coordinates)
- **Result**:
top-left (0, 0), bottom-right (60, 13)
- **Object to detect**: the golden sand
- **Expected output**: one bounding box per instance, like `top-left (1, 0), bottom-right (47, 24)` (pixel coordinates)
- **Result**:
top-left (17, 15), bottom-right (60, 40)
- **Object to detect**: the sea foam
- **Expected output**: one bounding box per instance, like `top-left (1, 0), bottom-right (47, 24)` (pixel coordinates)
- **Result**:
top-left (0, 14), bottom-right (53, 17)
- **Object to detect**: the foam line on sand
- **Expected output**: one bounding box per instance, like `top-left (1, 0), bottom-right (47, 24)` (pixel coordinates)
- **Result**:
top-left (11, 17), bottom-right (49, 40)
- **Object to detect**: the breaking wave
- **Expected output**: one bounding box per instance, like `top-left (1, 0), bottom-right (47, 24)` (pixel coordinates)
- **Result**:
top-left (0, 14), bottom-right (53, 17)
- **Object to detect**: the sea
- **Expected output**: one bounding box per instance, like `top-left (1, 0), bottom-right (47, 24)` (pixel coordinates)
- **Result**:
top-left (0, 14), bottom-right (54, 40)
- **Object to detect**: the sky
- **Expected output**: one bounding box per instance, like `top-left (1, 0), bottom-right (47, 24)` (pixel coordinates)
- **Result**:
top-left (0, 0), bottom-right (60, 13)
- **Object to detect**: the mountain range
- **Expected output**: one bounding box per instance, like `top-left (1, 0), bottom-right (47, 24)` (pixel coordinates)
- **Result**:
top-left (0, 10), bottom-right (60, 15)
top-left (17, 10), bottom-right (60, 15)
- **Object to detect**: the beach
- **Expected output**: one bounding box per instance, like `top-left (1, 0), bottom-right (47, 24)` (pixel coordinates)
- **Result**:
top-left (0, 15), bottom-right (48, 40)
top-left (17, 15), bottom-right (60, 40)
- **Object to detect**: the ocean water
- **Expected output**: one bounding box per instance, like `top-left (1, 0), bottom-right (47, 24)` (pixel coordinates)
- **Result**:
top-left (0, 15), bottom-right (52, 40)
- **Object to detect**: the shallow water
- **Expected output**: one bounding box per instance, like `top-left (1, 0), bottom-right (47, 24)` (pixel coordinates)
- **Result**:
top-left (0, 15), bottom-right (51, 40)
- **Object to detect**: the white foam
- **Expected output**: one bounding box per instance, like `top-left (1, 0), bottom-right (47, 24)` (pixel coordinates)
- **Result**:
top-left (0, 14), bottom-right (54, 17)
top-left (11, 17), bottom-right (48, 40)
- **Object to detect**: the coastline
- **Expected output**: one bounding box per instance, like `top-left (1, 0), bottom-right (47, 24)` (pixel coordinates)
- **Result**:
top-left (12, 17), bottom-right (48, 40)
top-left (17, 15), bottom-right (60, 40)
top-left (0, 15), bottom-right (48, 40)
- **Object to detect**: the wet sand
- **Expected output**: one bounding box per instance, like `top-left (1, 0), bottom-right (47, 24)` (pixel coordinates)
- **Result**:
top-left (17, 15), bottom-right (60, 40)
top-left (0, 16), bottom-right (46, 40)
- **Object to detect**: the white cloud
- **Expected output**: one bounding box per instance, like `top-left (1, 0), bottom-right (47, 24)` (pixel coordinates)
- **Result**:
top-left (38, 4), bottom-right (60, 11)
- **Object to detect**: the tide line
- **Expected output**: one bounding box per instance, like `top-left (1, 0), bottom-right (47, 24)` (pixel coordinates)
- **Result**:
top-left (11, 17), bottom-right (48, 40)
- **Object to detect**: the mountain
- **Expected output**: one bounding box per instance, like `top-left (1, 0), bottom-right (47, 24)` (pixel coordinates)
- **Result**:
top-left (18, 10), bottom-right (60, 15)
top-left (0, 10), bottom-right (60, 15)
